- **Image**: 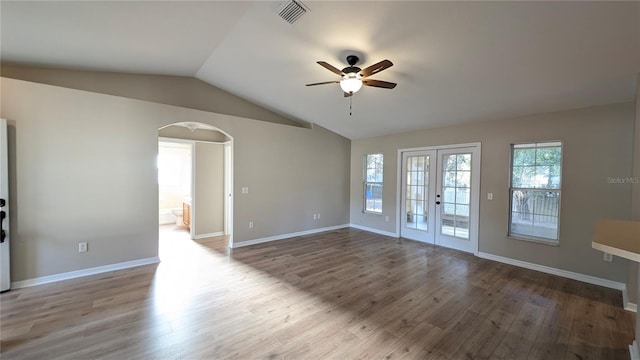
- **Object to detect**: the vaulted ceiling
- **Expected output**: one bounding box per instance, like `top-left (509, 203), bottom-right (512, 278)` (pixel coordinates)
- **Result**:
top-left (2, 1), bottom-right (639, 139)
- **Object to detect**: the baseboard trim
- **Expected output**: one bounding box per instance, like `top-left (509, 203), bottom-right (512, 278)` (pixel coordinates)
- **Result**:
top-left (477, 252), bottom-right (635, 311)
top-left (621, 287), bottom-right (638, 312)
top-left (11, 257), bottom-right (160, 290)
top-left (194, 231), bottom-right (224, 240)
top-left (348, 223), bottom-right (398, 238)
top-left (631, 341), bottom-right (639, 360)
top-left (231, 224), bottom-right (350, 248)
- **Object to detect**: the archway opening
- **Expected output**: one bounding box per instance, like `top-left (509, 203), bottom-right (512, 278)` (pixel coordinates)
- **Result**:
top-left (157, 122), bottom-right (234, 260)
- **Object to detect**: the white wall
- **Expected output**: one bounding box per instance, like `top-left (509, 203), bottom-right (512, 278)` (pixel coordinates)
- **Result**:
top-left (0, 77), bottom-right (351, 282)
top-left (634, 73), bottom-right (640, 352)
top-left (158, 141), bottom-right (192, 213)
top-left (351, 102), bottom-right (634, 284)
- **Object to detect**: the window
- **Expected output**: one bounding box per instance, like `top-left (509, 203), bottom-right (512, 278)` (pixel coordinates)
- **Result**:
top-left (509, 142), bottom-right (562, 242)
top-left (364, 153), bottom-right (383, 213)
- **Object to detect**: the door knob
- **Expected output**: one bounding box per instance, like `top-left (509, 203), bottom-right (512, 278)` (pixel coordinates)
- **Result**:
top-left (436, 201), bottom-right (441, 205)
top-left (0, 210), bottom-right (5, 243)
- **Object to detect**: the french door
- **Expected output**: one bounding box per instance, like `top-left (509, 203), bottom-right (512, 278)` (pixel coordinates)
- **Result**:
top-left (400, 145), bottom-right (480, 254)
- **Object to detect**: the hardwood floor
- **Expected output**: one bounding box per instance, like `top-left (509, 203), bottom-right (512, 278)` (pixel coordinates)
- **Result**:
top-left (1, 227), bottom-right (636, 359)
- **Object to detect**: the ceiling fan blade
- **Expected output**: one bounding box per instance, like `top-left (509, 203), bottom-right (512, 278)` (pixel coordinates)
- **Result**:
top-left (317, 61), bottom-right (344, 76)
top-left (359, 60), bottom-right (393, 77)
top-left (363, 79), bottom-right (397, 89)
top-left (306, 80), bottom-right (340, 86)
top-left (344, 92), bottom-right (353, 97)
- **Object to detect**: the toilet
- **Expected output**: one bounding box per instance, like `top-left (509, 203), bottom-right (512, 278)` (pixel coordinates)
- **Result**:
top-left (171, 208), bottom-right (184, 226)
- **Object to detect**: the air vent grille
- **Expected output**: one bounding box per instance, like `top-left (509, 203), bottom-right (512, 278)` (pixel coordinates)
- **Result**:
top-left (277, 0), bottom-right (307, 24)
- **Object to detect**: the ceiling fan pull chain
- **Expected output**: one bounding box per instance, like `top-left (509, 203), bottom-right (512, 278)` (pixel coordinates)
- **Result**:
top-left (349, 95), bottom-right (353, 116)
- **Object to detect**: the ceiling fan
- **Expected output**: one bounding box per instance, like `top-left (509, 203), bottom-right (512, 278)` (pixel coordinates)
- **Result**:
top-left (306, 55), bottom-right (396, 97)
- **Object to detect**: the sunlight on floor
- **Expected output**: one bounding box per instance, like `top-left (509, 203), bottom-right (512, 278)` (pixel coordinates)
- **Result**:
top-left (152, 225), bottom-right (377, 353)
top-left (154, 225), bottom-right (229, 317)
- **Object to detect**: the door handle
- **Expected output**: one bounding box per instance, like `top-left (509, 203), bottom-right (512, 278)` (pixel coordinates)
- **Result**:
top-left (0, 211), bottom-right (5, 243)
top-left (435, 201), bottom-right (441, 205)
top-left (0, 199), bottom-right (5, 243)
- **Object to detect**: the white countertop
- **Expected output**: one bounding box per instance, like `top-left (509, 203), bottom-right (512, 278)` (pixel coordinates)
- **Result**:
top-left (592, 220), bottom-right (640, 263)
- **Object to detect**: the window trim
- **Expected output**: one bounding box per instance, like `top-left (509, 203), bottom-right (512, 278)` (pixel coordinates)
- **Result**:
top-left (364, 153), bottom-right (383, 214)
top-left (508, 141), bottom-right (563, 243)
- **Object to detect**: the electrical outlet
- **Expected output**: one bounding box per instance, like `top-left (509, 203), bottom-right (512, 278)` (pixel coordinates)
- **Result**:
top-left (78, 242), bottom-right (88, 253)
top-left (249, 221), bottom-right (254, 229)
top-left (603, 252), bottom-right (613, 262)
top-left (317, 213), bottom-right (320, 219)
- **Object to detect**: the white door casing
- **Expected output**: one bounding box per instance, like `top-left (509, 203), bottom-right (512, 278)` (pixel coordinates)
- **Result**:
top-left (399, 144), bottom-right (480, 254)
top-left (0, 119), bottom-right (10, 292)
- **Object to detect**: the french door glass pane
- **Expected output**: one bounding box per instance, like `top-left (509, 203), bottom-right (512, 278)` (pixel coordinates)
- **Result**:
top-left (405, 155), bottom-right (429, 231)
top-left (440, 153), bottom-right (471, 240)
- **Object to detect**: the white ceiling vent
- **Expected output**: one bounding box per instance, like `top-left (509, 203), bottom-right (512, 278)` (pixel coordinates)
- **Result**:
top-left (275, 0), bottom-right (307, 24)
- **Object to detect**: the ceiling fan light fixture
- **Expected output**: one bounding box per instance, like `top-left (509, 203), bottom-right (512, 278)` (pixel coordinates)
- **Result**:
top-left (340, 73), bottom-right (363, 93)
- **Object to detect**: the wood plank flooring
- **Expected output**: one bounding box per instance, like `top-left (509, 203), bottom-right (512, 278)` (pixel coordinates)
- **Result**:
top-left (1, 227), bottom-right (636, 359)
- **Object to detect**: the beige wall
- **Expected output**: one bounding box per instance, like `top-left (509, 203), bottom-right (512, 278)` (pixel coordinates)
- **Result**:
top-left (1, 64), bottom-right (306, 128)
top-left (0, 77), bottom-right (351, 282)
top-left (351, 102), bottom-right (634, 283)
top-left (194, 142), bottom-right (224, 236)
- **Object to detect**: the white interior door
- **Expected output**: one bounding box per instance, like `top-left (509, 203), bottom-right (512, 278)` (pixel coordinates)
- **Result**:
top-left (0, 119), bottom-right (10, 291)
top-left (400, 145), bottom-right (480, 254)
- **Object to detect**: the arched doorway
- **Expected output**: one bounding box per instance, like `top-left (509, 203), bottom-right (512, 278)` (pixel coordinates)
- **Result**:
top-left (157, 122), bottom-right (234, 253)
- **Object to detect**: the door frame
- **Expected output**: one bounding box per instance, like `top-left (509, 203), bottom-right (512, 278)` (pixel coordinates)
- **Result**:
top-left (223, 141), bottom-right (233, 240)
top-left (158, 137), bottom-right (233, 244)
top-left (396, 142), bottom-right (481, 255)
top-left (0, 119), bottom-right (9, 292)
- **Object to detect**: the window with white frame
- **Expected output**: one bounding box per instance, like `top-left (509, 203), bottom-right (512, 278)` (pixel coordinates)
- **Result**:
top-left (364, 153), bottom-right (383, 213)
top-left (509, 142), bottom-right (562, 242)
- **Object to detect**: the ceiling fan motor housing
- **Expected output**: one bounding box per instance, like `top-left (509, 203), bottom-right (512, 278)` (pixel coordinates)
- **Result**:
top-left (343, 55), bottom-right (361, 73)
top-left (342, 66), bottom-right (361, 74)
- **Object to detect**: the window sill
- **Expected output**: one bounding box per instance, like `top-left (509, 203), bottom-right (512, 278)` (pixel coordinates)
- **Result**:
top-left (363, 211), bottom-right (383, 216)
top-left (507, 235), bottom-right (559, 247)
